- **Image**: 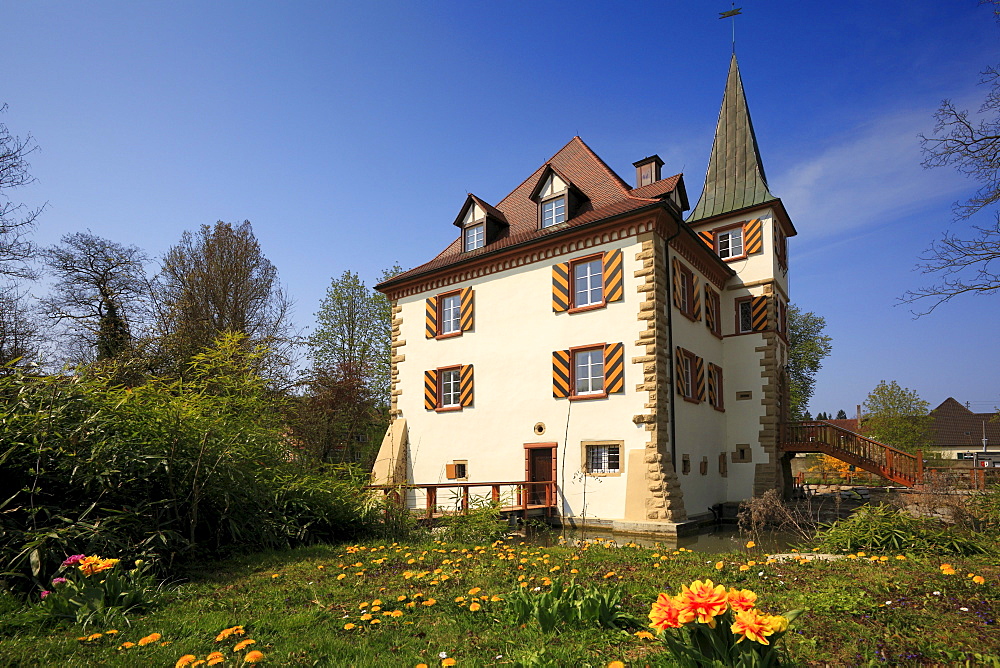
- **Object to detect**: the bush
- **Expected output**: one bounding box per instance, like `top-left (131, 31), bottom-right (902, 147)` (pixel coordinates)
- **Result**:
top-left (0, 334), bottom-right (380, 596)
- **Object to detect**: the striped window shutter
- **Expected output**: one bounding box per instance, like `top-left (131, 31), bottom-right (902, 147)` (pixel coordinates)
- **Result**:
top-left (698, 230), bottom-right (714, 249)
top-left (552, 350), bottom-right (571, 398)
top-left (460, 288), bottom-right (474, 331)
top-left (671, 258), bottom-right (682, 309)
top-left (745, 219), bottom-right (763, 255)
top-left (603, 342), bottom-right (625, 394)
top-left (692, 275), bottom-right (702, 321)
top-left (695, 356), bottom-right (706, 402)
top-left (425, 297), bottom-right (438, 338)
top-left (602, 249), bottom-right (624, 303)
top-left (751, 295), bottom-right (769, 331)
top-left (552, 262), bottom-right (570, 312)
top-left (460, 364), bottom-right (474, 407)
top-left (424, 369), bottom-right (438, 409)
top-left (707, 365), bottom-right (717, 406)
top-left (705, 286), bottom-right (716, 333)
top-left (674, 347), bottom-right (685, 396)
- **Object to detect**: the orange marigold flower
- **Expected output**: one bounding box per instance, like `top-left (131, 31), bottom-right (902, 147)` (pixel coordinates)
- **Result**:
top-left (714, 561), bottom-right (724, 570)
top-left (391, 610), bottom-right (404, 618)
top-left (176, 655), bottom-right (198, 668)
top-left (138, 633), bottom-right (162, 646)
top-left (648, 592), bottom-right (683, 630)
top-left (244, 650), bottom-right (265, 663)
top-left (727, 587), bottom-right (758, 612)
top-left (468, 587), bottom-right (481, 596)
top-left (207, 651), bottom-right (225, 666)
top-left (118, 641), bottom-right (136, 650)
top-left (441, 659), bottom-right (456, 667)
top-left (731, 608), bottom-right (777, 645)
top-left (973, 575), bottom-right (986, 585)
top-left (215, 626), bottom-right (245, 642)
top-left (675, 579), bottom-right (729, 627)
top-left (469, 602), bottom-right (482, 612)
top-left (607, 662), bottom-right (626, 668)
top-left (940, 564), bottom-right (957, 575)
top-left (233, 639), bottom-right (256, 651)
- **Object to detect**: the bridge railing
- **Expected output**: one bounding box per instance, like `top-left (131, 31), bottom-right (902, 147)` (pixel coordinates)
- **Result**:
top-left (366, 480), bottom-right (557, 519)
top-left (782, 421), bottom-right (922, 485)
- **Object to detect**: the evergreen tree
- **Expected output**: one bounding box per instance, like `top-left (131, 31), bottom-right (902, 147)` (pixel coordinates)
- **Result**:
top-left (836, 409), bottom-right (848, 420)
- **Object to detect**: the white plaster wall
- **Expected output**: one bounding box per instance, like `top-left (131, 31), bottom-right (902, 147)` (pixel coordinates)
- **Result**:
top-left (396, 237), bottom-right (649, 521)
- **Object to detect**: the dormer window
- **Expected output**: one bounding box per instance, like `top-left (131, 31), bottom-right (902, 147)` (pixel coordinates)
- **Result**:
top-left (541, 196), bottom-right (566, 228)
top-left (463, 224), bottom-right (484, 251)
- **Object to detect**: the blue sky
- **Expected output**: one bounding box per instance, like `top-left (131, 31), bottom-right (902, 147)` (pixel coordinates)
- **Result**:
top-left (5, 1), bottom-right (999, 415)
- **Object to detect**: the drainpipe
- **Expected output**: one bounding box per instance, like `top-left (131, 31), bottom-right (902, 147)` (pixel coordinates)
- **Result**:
top-left (665, 224), bottom-right (682, 472)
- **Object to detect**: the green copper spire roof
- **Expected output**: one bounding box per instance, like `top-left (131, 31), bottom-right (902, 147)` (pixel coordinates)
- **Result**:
top-left (688, 54), bottom-right (776, 222)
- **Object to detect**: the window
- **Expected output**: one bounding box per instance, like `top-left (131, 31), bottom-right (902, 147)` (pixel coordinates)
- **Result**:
top-left (574, 348), bottom-right (604, 395)
top-left (424, 365), bottom-right (474, 411)
top-left (572, 257), bottom-right (603, 309)
top-left (775, 225), bottom-right (788, 268)
top-left (463, 224), bottom-right (484, 251)
top-left (440, 368), bottom-right (461, 407)
top-left (717, 226), bottom-right (744, 259)
top-left (671, 258), bottom-right (699, 321)
top-left (732, 446), bottom-right (752, 463)
top-left (446, 460), bottom-right (468, 480)
top-left (440, 293), bottom-right (461, 335)
top-left (775, 299), bottom-right (787, 337)
top-left (708, 363), bottom-right (724, 411)
top-left (736, 298), bottom-right (753, 334)
top-left (675, 347), bottom-right (702, 403)
top-left (584, 442), bottom-right (621, 475)
top-left (541, 196), bottom-right (566, 228)
top-left (552, 342), bottom-right (624, 399)
top-left (679, 266), bottom-right (692, 314)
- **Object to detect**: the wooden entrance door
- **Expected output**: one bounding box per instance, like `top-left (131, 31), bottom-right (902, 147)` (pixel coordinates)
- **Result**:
top-left (524, 443), bottom-right (556, 506)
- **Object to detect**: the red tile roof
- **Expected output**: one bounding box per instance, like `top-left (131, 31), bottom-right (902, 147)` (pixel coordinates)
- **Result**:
top-left (930, 398), bottom-right (1000, 449)
top-left (380, 136), bottom-right (682, 288)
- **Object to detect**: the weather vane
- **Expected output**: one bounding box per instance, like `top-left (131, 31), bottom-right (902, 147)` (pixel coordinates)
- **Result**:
top-left (719, 4), bottom-right (742, 53)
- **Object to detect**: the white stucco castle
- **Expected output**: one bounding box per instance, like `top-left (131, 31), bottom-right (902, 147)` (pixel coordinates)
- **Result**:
top-left (373, 55), bottom-right (797, 530)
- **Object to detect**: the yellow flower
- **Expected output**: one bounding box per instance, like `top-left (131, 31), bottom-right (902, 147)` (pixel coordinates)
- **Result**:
top-left (731, 608), bottom-right (778, 645)
top-left (372, 599), bottom-right (382, 606)
top-left (417, 664), bottom-right (429, 668)
top-left (469, 602), bottom-right (482, 612)
top-left (398, 595), bottom-right (408, 601)
top-left (634, 630), bottom-right (654, 640)
top-left (343, 623), bottom-right (356, 630)
top-left (361, 613), bottom-right (373, 620)
top-left (603, 571), bottom-right (617, 579)
top-left (270, 573), bottom-right (281, 579)
top-left (105, 629), bottom-right (119, 634)
top-left (715, 561), bottom-right (724, 570)
top-left (391, 610), bottom-right (404, 618)
top-left (442, 659), bottom-right (457, 667)
top-left (215, 626), bottom-right (245, 642)
top-left (176, 656), bottom-right (198, 668)
top-left (468, 587), bottom-right (481, 595)
top-left (739, 565), bottom-right (750, 572)
top-left (244, 650), bottom-right (265, 663)
top-left (371, 606), bottom-right (382, 612)
top-left (207, 651), bottom-right (225, 666)
top-left (607, 662), bottom-right (626, 668)
top-left (940, 564), bottom-right (957, 575)
top-left (973, 575), bottom-right (986, 585)
top-left (422, 598), bottom-right (437, 606)
top-left (138, 633), bottom-right (162, 646)
top-left (370, 618), bottom-right (381, 624)
top-left (745, 541), bottom-right (755, 548)
top-left (336, 574), bottom-right (346, 581)
top-left (86, 633), bottom-right (103, 641)
top-left (233, 639), bottom-right (256, 651)
top-left (118, 641), bottom-right (136, 649)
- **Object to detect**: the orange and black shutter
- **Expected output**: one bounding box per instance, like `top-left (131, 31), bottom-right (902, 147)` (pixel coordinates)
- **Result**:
top-left (460, 364), bottom-right (474, 407)
top-left (745, 219), bottom-right (763, 255)
top-left (425, 296), bottom-right (438, 338)
top-left (698, 230), bottom-right (714, 250)
top-left (460, 287), bottom-right (474, 332)
top-left (671, 258), bottom-right (682, 309)
top-left (674, 347), bottom-right (685, 395)
top-left (751, 295), bottom-right (769, 332)
top-left (602, 250), bottom-right (624, 303)
top-left (424, 369), bottom-right (438, 409)
top-left (707, 365), bottom-right (718, 406)
top-left (705, 286), bottom-right (717, 333)
top-left (552, 262), bottom-right (570, 312)
top-left (695, 356), bottom-right (706, 402)
top-left (552, 350), bottom-right (571, 398)
top-left (692, 275), bottom-right (702, 321)
top-left (603, 342), bottom-right (625, 394)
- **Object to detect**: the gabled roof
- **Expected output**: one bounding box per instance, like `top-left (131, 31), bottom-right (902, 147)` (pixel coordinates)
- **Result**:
top-left (930, 398), bottom-right (1000, 449)
top-left (380, 136), bottom-right (683, 288)
top-left (452, 194), bottom-right (507, 228)
top-left (688, 54), bottom-right (777, 223)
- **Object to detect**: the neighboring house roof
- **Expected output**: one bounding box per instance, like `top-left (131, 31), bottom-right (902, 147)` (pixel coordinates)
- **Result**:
top-left (379, 136), bottom-right (684, 289)
top-left (688, 54), bottom-right (776, 223)
top-left (929, 397), bottom-right (1000, 449)
top-left (824, 418), bottom-right (859, 433)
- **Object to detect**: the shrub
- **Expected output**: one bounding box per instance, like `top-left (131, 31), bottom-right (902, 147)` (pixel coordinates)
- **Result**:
top-left (507, 579), bottom-right (641, 632)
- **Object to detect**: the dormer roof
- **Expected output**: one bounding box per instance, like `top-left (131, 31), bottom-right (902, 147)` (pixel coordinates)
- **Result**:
top-left (689, 54), bottom-right (777, 223)
top-left (452, 194), bottom-right (508, 228)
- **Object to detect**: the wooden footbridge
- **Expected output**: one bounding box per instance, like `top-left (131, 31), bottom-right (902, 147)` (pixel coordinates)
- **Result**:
top-left (366, 480), bottom-right (558, 521)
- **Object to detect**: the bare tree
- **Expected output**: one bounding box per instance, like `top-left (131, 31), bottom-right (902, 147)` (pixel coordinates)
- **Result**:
top-left (40, 232), bottom-right (150, 362)
top-left (153, 221), bottom-right (296, 379)
top-left (0, 104), bottom-right (42, 282)
top-left (904, 3), bottom-right (1000, 313)
top-left (0, 288), bottom-right (39, 370)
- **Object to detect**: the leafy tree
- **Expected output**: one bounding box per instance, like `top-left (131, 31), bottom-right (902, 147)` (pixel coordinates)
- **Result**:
top-left (860, 380), bottom-right (933, 453)
top-left (0, 104), bottom-right (42, 282)
top-left (904, 2), bottom-right (1000, 313)
top-left (786, 304), bottom-right (833, 421)
top-left (40, 232), bottom-right (150, 362)
top-left (836, 409), bottom-right (848, 420)
top-left (153, 221), bottom-right (295, 379)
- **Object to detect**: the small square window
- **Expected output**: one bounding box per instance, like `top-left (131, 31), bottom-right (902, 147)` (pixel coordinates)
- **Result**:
top-left (584, 442), bottom-right (621, 475)
top-left (439, 368), bottom-right (461, 407)
top-left (541, 196), bottom-right (566, 228)
top-left (717, 227), bottom-right (744, 259)
top-left (440, 293), bottom-right (461, 335)
top-left (463, 224), bottom-right (484, 251)
top-left (572, 257), bottom-right (604, 309)
top-left (446, 460), bottom-right (468, 480)
top-left (574, 348), bottom-right (604, 395)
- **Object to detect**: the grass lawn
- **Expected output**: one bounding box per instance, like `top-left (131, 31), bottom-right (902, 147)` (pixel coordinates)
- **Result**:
top-left (0, 536), bottom-right (997, 667)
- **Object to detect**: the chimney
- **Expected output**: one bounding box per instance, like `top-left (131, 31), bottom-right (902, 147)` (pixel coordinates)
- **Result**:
top-left (633, 155), bottom-right (664, 188)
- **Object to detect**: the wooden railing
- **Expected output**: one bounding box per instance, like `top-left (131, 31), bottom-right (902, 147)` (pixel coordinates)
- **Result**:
top-left (366, 480), bottom-right (557, 520)
top-left (780, 421), bottom-right (922, 487)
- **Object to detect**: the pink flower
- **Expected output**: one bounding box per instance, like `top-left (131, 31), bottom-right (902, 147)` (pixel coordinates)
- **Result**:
top-left (62, 554), bottom-right (86, 567)
top-left (52, 577), bottom-right (68, 585)
top-left (40, 590), bottom-right (51, 599)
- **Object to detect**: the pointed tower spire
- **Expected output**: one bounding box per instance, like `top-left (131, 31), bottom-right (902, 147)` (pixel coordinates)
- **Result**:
top-left (688, 54), bottom-right (775, 222)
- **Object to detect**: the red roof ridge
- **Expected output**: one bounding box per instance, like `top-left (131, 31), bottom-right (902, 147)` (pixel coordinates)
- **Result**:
top-left (569, 136), bottom-right (633, 196)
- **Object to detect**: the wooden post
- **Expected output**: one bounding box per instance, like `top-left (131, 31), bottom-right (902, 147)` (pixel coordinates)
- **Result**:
top-left (462, 486), bottom-right (469, 513)
top-left (491, 485), bottom-right (500, 505)
top-left (426, 487), bottom-right (436, 520)
top-left (916, 450), bottom-right (924, 484)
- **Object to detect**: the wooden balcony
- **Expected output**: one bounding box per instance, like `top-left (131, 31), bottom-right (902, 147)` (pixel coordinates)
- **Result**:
top-left (366, 480), bottom-right (558, 520)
